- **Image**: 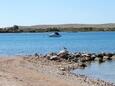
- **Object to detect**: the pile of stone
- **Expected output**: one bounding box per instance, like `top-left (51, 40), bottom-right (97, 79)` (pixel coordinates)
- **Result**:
top-left (34, 49), bottom-right (115, 68)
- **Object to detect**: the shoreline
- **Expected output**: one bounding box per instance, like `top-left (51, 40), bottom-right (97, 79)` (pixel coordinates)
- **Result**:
top-left (0, 54), bottom-right (114, 86)
top-left (2, 23), bottom-right (115, 32)
top-left (24, 54), bottom-right (115, 86)
top-left (32, 50), bottom-right (115, 85)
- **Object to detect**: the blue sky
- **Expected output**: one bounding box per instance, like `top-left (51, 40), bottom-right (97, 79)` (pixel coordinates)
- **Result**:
top-left (0, 0), bottom-right (115, 27)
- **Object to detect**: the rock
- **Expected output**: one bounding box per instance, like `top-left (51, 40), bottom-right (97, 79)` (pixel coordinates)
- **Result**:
top-left (81, 53), bottom-right (90, 57)
top-left (34, 53), bottom-right (39, 57)
top-left (49, 55), bottom-right (59, 60)
top-left (103, 56), bottom-right (108, 59)
top-left (85, 56), bottom-right (92, 61)
top-left (58, 50), bottom-right (66, 55)
top-left (95, 57), bottom-right (105, 63)
top-left (80, 53), bottom-right (95, 62)
top-left (107, 53), bottom-right (113, 58)
top-left (46, 54), bottom-right (51, 60)
top-left (59, 54), bottom-right (69, 60)
top-left (80, 57), bottom-right (86, 62)
top-left (57, 48), bottom-right (70, 60)
top-left (74, 52), bottom-right (81, 58)
top-left (91, 54), bottom-right (96, 60)
top-left (99, 58), bottom-right (105, 63)
top-left (72, 58), bottom-right (78, 62)
top-left (103, 56), bottom-right (112, 60)
top-left (59, 67), bottom-right (66, 71)
top-left (80, 56), bottom-right (92, 62)
top-left (111, 55), bottom-right (115, 60)
top-left (79, 63), bottom-right (87, 68)
top-left (67, 54), bottom-right (76, 62)
top-left (97, 53), bottom-right (103, 58)
top-left (58, 72), bottom-right (65, 75)
top-left (58, 48), bottom-right (69, 55)
top-left (95, 57), bottom-right (99, 61)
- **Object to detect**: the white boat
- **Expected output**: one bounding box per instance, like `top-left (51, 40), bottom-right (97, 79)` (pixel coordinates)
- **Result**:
top-left (49, 32), bottom-right (61, 37)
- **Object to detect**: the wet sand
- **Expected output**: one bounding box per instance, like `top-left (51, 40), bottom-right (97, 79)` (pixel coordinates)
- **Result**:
top-left (0, 56), bottom-right (114, 86)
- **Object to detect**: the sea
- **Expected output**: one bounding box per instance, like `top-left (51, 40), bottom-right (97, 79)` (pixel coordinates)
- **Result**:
top-left (0, 32), bottom-right (115, 83)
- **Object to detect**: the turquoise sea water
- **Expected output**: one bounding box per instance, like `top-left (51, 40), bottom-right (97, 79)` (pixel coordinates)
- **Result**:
top-left (0, 32), bottom-right (115, 83)
top-left (0, 32), bottom-right (115, 55)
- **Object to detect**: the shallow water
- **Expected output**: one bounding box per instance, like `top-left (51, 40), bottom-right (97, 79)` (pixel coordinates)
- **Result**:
top-left (0, 32), bottom-right (115, 55)
top-left (72, 61), bottom-right (115, 83)
top-left (0, 32), bottom-right (115, 83)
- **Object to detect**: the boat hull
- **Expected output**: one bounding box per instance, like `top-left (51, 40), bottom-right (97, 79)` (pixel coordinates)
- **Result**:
top-left (49, 34), bottom-right (61, 37)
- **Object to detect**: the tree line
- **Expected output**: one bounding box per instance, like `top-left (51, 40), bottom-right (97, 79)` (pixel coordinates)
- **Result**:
top-left (0, 25), bottom-right (115, 33)
top-left (0, 25), bottom-right (21, 33)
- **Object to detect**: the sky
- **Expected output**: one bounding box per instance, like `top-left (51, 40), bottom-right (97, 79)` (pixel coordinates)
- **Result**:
top-left (0, 0), bottom-right (115, 27)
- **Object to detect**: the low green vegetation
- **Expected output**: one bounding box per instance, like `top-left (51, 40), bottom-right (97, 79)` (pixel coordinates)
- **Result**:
top-left (1, 24), bottom-right (115, 33)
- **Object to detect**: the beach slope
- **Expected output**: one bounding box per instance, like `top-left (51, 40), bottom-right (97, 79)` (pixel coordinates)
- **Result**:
top-left (0, 56), bottom-right (113, 86)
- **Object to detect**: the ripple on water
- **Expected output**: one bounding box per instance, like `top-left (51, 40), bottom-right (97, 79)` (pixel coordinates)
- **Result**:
top-left (0, 32), bottom-right (115, 55)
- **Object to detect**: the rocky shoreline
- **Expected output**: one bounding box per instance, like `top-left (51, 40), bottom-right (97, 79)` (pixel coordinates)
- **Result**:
top-left (0, 53), bottom-right (114, 86)
top-left (0, 49), bottom-right (115, 86)
top-left (34, 48), bottom-right (115, 69)
top-left (23, 49), bottom-right (115, 86)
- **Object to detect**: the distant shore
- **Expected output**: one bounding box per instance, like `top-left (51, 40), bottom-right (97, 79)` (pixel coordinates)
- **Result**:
top-left (1, 23), bottom-right (115, 33)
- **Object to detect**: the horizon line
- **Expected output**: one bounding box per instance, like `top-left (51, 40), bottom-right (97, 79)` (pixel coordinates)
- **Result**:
top-left (1, 22), bottom-right (115, 28)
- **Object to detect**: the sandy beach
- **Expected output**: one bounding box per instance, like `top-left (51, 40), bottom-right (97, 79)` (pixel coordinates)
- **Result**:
top-left (0, 55), bottom-right (114, 86)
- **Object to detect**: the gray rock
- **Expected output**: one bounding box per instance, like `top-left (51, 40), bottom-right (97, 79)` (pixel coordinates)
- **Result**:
top-left (78, 63), bottom-right (87, 68)
top-left (49, 55), bottom-right (59, 60)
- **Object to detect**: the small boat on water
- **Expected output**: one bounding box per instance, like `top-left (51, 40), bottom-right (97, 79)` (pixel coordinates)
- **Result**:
top-left (49, 32), bottom-right (61, 37)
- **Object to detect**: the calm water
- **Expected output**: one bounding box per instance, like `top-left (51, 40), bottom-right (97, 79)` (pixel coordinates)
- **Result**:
top-left (72, 61), bottom-right (115, 83)
top-left (0, 32), bottom-right (115, 55)
top-left (0, 32), bottom-right (115, 83)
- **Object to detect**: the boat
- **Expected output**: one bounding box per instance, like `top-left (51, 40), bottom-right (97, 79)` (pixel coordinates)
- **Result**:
top-left (49, 32), bottom-right (61, 37)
